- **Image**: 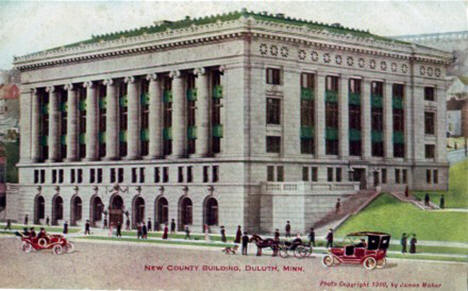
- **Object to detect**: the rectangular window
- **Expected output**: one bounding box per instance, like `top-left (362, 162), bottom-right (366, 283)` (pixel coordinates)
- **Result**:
top-left (203, 166), bottom-right (209, 183)
top-left (326, 76), bottom-right (339, 91)
top-left (395, 169), bottom-right (400, 184)
top-left (131, 168), bottom-right (137, 183)
top-left (381, 169), bottom-right (387, 184)
top-left (110, 168), bottom-right (116, 183)
top-left (327, 168), bottom-right (333, 182)
top-left (77, 169), bottom-right (83, 184)
top-left (90, 169), bottom-right (96, 184)
top-left (266, 98), bottom-right (281, 125)
top-left (433, 170), bottom-right (438, 184)
top-left (426, 169), bottom-right (431, 183)
top-left (40, 169), bottom-right (46, 184)
top-left (34, 170), bottom-right (39, 184)
top-left (267, 166), bottom-right (274, 182)
top-left (301, 139), bottom-right (314, 154)
top-left (302, 167), bottom-right (309, 181)
top-left (311, 167), bottom-right (318, 182)
top-left (212, 166), bottom-right (219, 183)
top-left (336, 168), bottom-right (342, 182)
top-left (402, 169), bottom-right (407, 184)
top-left (301, 73), bottom-right (315, 88)
top-left (52, 169), bottom-right (57, 184)
top-left (424, 112), bottom-right (435, 135)
top-left (178, 166), bottom-right (184, 183)
top-left (97, 168), bottom-right (103, 183)
top-left (58, 169), bottom-right (64, 184)
top-left (266, 136), bottom-right (281, 153)
top-left (163, 167), bottom-right (169, 183)
top-left (277, 166), bottom-right (284, 182)
top-left (187, 166), bottom-right (193, 183)
top-left (70, 169), bottom-right (75, 184)
top-left (139, 168), bottom-right (145, 183)
top-left (424, 87), bottom-right (435, 101)
top-left (266, 68), bottom-right (281, 85)
top-left (118, 168), bottom-right (124, 183)
top-left (154, 167), bottom-right (160, 183)
top-left (425, 144), bottom-right (435, 159)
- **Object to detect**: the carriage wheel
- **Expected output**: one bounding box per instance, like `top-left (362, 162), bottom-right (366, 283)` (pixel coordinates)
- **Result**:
top-left (294, 246), bottom-right (307, 258)
top-left (298, 246), bottom-right (311, 257)
top-left (376, 258), bottom-right (386, 269)
top-left (363, 257), bottom-right (377, 270)
top-left (21, 242), bottom-right (32, 253)
top-left (322, 255), bottom-right (334, 267)
top-left (65, 242), bottom-right (74, 253)
top-left (53, 245), bottom-right (63, 255)
top-left (279, 247), bottom-right (289, 258)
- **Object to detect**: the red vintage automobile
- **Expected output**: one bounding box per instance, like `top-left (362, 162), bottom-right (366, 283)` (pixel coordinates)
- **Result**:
top-left (16, 232), bottom-right (74, 255)
top-left (322, 231), bottom-right (391, 270)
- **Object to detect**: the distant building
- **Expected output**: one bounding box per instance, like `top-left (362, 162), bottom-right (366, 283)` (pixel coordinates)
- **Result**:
top-left (0, 70), bottom-right (20, 141)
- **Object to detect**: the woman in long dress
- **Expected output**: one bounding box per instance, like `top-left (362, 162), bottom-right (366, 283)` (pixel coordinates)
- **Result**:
top-left (409, 234), bottom-right (417, 254)
top-left (204, 224), bottom-right (210, 241)
top-left (235, 225), bottom-right (242, 244)
top-left (162, 224), bottom-right (168, 240)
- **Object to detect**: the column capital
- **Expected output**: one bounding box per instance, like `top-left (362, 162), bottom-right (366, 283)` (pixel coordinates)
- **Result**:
top-left (193, 67), bottom-right (206, 76)
top-left (169, 70), bottom-right (181, 79)
top-left (83, 81), bottom-right (94, 88)
top-left (64, 83), bottom-right (74, 90)
top-left (45, 86), bottom-right (55, 93)
top-left (124, 76), bottom-right (135, 83)
top-left (146, 73), bottom-right (158, 81)
top-left (103, 79), bottom-right (114, 86)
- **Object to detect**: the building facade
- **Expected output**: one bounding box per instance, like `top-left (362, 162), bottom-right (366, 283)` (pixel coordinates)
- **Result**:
top-left (11, 11), bottom-right (451, 234)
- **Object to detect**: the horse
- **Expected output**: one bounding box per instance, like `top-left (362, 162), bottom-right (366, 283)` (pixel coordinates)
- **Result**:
top-left (249, 234), bottom-right (279, 256)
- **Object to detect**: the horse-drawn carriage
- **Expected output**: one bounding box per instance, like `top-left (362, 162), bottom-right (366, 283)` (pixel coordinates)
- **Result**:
top-left (249, 234), bottom-right (313, 258)
top-left (16, 232), bottom-right (74, 255)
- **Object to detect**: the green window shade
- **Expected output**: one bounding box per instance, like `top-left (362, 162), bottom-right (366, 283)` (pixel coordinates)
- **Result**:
top-left (119, 131), bottom-right (127, 142)
top-left (187, 126), bottom-right (197, 139)
top-left (301, 88), bottom-right (314, 100)
top-left (99, 97), bottom-right (107, 109)
top-left (186, 88), bottom-right (198, 101)
top-left (213, 85), bottom-right (223, 99)
top-left (163, 90), bottom-right (173, 103)
top-left (163, 127), bottom-right (172, 140)
top-left (300, 126), bottom-right (314, 138)
top-left (141, 93), bottom-right (150, 105)
top-left (119, 95), bottom-right (128, 107)
top-left (349, 92), bottom-right (361, 105)
top-left (212, 124), bottom-right (223, 137)
top-left (99, 132), bottom-right (106, 144)
top-left (392, 97), bottom-right (403, 109)
top-left (141, 129), bottom-right (149, 141)
top-left (79, 100), bottom-right (86, 111)
top-left (40, 135), bottom-right (48, 146)
top-left (349, 128), bottom-right (361, 141)
top-left (326, 127), bottom-right (338, 140)
top-left (393, 131), bottom-right (404, 144)
top-left (79, 133), bottom-right (86, 144)
top-left (371, 94), bottom-right (383, 108)
top-left (41, 104), bottom-right (49, 115)
top-left (325, 90), bottom-right (338, 103)
top-left (371, 130), bottom-right (383, 142)
top-left (61, 135), bottom-right (67, 145)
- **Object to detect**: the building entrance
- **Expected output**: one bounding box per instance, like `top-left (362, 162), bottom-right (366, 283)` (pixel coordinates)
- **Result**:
top-left (109, 195), bottom-right (124, 226)
top-left (352, 168), bottom-right (367, 190)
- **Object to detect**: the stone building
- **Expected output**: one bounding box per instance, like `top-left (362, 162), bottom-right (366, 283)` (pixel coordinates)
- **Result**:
top-left (11, 10), bottom-right (451, 234)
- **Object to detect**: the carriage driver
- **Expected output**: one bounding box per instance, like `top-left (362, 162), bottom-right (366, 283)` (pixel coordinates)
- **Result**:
top-left (37, 227), bottom-right (50, 244)
top-left (291, 233), bottom-right (303, 250)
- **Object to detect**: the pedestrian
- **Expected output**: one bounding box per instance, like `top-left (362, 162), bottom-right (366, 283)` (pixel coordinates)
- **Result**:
top-left (404, 185), bottom-right (409, 198)
top-left (220, 226), bottom-right (227, 243)
top-left (204, 224), bottom-right (210, 241)
top-left (309, 227), bottom-right (315, 247)
top-left (185, 225), bottom-right (191, 240)
top-left (24, 214), bottom-right (28, 226)
top-left (335, 198), bottom-right (341, 214)
top-left (116, 221), bottom-right (122, 238)
top-left (242, 232), bottom-right (249, 255)
top-left (126, 218), bottom-right (130, 230)
top-left (103, 217), bottom-right (108, 229)
top-left (147, 217), bottom-right (152, 232)
top-left (235, 225), bottom-right (242, 243)
top-left (137, 222), bottom-right (143, 239)
top-left (274, 228), bottom-right (280, 240)
top-left (4, 219), bottom-right (11, 230)
top-left (273, 229), bottom-right (280, 257)
top-left (424, 193), bottom-right (430, 206)
top-left (440, 195), bottom-right (445, 209)
top-left (170, 219), bottom-right (176, 234)
top-left (63, 221), bottom-right (68, 234)
top-left (400, 233), bottom-right (408, 253)
top-left (162, 223), bottom-right (169, 239)
top-left (410, 234), bottom-right (417, 254)
top-left (326, 228), bottom-right (334, 248)
top-left (46, 216), bottom-right (50, 226)
top-left (142, 223), bottom-right (148, 239)
top-left (84, 219), bottom-right (90, 235)
top-left (285, 221), bottom-right (291, 238)
top-left (29, 227), bottom-right (36, 237)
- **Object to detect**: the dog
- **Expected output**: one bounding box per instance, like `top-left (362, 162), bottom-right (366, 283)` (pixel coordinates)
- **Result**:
top-left (222, 245), bottom-right (239, 255)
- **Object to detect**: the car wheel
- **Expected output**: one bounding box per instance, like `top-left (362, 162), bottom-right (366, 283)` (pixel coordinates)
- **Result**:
top-left (322, 255), bottom-right (334, 267)
top-left (279, 248), bottom-right (289, 258)
top-left (363, 257), bottom-right (377, 270)
top-left (21, 242), bottom-right (32, 253)
top-left (53, 245), bottom-right (63, 255)
top-left (65, 242), bottom-right (74, 253)
top-left (38, 238), bottom-right (47, 248)
top-left (377, 258), bottom-right (386, 268)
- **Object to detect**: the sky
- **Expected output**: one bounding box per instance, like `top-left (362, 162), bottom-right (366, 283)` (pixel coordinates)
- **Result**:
top-left (0, 0), bottom-right (467, 70)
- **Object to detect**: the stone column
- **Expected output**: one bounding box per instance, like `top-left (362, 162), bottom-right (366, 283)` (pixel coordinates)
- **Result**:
top-left (404, 84), bottom-right (413, 161)
top-left (46, 86), bottom-right (59, 162)
top-left (31, 89), bottom-right (41, 162)
top-left (315, 73), bottom-right (326, 158)
top-left (361, 79), bottom-right (372, 159)
top-left (413, 85), bottom-right (425, 161)
top-left (436, 86), bottom-right (447, 163)
top-left (283, 69), bottom-right (301, 157)
top-left (84, 81), bottom-right (98, 161)
top-left (170, 70), bottom-right (186, 159)
top-left (147, 73), bottom-right (163, 159)
top-left (194, 68), bottom-right (210, 157)
top-left (126, 76), bottom-right (141, 160)
top-left (104, 79), bottom-right (119, 160)
top-left (384, 81), bottom-right (393, 159)
top-left (339, 75), bottom-right (349, 159)
top-left (65, 83), bottom-right (78, 161)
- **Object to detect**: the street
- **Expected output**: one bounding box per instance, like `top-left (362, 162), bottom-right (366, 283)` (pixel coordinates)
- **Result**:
top-left (0, 237), bottom-right (466, 290)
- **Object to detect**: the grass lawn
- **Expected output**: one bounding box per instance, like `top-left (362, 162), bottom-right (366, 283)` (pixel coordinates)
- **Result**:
top-left (121, 231), bottom-right (235, 242)
top-left (413, 159), bottom-right (468, 208)
top-left (79, 236), bottom-right (235, 248)
top-left (2, 224), bottom-right (81, 234)
top-left (335, 194), bottom-right (468, 243)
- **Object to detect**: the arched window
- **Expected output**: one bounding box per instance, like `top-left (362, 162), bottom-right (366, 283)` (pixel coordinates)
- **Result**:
top-left (156, 197), bottom-right (168, 224)
top-left (180, 197), bottom-right (192, 226)
top-left (205, 198), bottom-right (218, 226)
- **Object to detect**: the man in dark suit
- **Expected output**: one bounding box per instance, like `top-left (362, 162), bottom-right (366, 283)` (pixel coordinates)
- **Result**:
top-left (24, 214), bottom-right (28, 226)
top-left (308, 227), bottom-right (315, 247)
top-left (326, 229), bottom-right (334, 248)
top-left (285, 221), bottom-right (291, 238)
top-left (170, 219), bottom-right (176, 234)
top-left (46, 216), bottom-right (50, 226)
top-left (147, 218), bottom-right (152, 232)
top-left (63, 221), bottom-right (68, 234)
top-left (84, 220), bottom-right (90, 235)
top-left (116, 221), bottom-right (122, 238)
top-left (242, 232), bottom-right (249, 255)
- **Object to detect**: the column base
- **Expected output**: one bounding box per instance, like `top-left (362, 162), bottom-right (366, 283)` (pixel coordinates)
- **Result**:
top-left (167, 154), bottom-right (186, 160)
top-left (190, 153), bottom-right (209, 158)
top-left (102, 156), bottom-right (120, 161)
top-left (124, 156), bottom-right (141, 161)
top-left (82, 158), bottom-right (99, 162)
top-left (64, 158), bottom-right (79, 163)
top-left (45, 159), bottom-right (59, 163)
top-left (144, 155), bottom-right (162, 160)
